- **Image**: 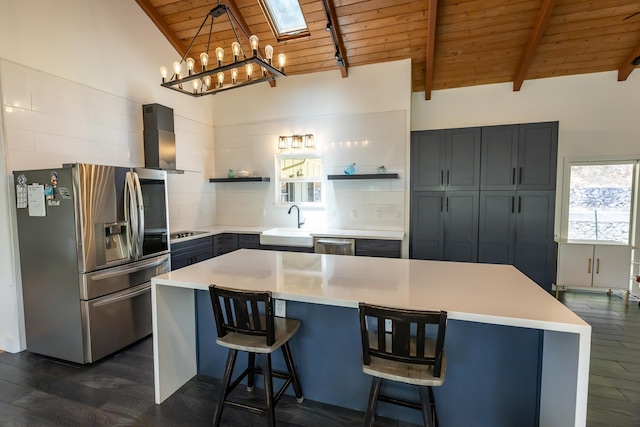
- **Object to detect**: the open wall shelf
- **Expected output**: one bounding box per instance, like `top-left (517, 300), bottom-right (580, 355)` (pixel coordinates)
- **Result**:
top-left (209, 177), bottom-right (271, 183)
top-left (327, 173), bottom-right (398, 180)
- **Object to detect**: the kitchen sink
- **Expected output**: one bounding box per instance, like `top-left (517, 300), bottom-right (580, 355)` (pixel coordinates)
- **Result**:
top-left (260, 228), bottom-right (314, 247)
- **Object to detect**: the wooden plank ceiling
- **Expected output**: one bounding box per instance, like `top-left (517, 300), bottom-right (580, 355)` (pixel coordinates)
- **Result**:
top-left (136, 0), bottom-right (640, 98)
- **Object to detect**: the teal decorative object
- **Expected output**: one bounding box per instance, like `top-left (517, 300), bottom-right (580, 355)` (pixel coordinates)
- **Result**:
top-left (344, 163), bottom-right (356, 175)
top-left (227, 169), bottom-right (235, 178)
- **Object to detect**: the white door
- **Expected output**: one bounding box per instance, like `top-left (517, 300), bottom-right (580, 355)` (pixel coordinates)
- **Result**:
top-left (557, 244), bottom-right (594, 287)
top-left (592, 245), bottom-right (632, 289)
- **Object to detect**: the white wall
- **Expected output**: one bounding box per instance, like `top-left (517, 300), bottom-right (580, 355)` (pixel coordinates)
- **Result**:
top-left (411, 70), bottom-right (640, 236)
top-left (0, 0), bottom-right (215, 352)
top-left (211, 60), bottom-right (412, 232)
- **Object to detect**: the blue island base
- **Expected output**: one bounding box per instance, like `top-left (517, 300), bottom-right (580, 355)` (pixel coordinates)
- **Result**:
top-left (196, 291), bottom-right (541, 426)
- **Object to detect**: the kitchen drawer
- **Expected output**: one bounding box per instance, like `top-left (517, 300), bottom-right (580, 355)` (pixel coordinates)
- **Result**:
top-left (239, 233), bottom-right (260, 249)
top-left (170, 236), bottom-right (213, 270)
top-left (214, 233), bottom-right (238, 245)
top-left (355, 239), bottom-right (401, 258)
top-left (214, 233), bottom-right (239, 256)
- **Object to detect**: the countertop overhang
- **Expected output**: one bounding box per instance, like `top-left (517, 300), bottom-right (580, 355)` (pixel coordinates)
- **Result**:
top-left (153, 249), bottom-right (588, 334)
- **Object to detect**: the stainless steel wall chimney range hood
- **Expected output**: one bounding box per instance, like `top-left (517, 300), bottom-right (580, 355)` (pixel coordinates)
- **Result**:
top-left (142, 103), bottom-right (183, 173)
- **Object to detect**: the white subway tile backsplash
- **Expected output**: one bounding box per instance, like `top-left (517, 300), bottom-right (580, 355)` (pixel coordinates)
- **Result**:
top-left (4, 107), bottom-right (78, 138)
top-left (2, 61), bottom-right (215, 231)
top-left (5, 128), bottom-right (35, 152)
top-left (35, 133), bottom-right (99, 159)
top-left (213, 109), bottom-right (407, 231)
top-left (2, 84), bottom-right (31, 110)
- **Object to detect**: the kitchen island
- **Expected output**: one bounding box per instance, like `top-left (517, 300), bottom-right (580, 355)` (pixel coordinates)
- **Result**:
top-left (151, 249), bottom-right (590, 426)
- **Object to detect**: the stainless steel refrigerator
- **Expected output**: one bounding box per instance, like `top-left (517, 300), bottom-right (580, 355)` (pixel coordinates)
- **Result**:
top-left (14, 163), bottom-right (170, 363)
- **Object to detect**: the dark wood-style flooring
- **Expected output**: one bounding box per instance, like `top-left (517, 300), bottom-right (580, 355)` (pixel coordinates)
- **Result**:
top-left (1, 290), bottom-right (638, 426)
top-left (0, 336), bottom-right (415, 426)
top-left (559, 289), bottom-right (640, 427)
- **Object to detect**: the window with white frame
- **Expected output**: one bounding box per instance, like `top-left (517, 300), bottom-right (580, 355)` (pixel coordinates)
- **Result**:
top-left (565, 162), bottom-right (636, 244)
top-left (276, 154), bottom-right (323, 205)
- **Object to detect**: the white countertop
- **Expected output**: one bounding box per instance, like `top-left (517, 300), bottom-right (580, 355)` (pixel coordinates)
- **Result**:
top-left (153, 249), bottom-right (588, 333)
top-left (170, 226), bottom-right (404, 244)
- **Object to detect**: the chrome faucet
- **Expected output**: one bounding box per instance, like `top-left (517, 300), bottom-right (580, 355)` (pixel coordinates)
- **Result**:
top-left (287, 204), bottom-right (305, 228)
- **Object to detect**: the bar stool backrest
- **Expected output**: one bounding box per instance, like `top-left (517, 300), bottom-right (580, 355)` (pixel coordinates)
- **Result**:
top-left (209, 285), bottom-right (276, 346)
top-left (359, 303), bottom-right (447, 378)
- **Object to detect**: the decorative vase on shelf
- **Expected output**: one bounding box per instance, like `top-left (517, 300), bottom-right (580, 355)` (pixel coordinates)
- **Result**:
top-left (227, 169), bottom-right (235, 178)
top-left (377, 165), bottom-right (387, 174)
top-left (344, 163), bottom-right (356, 175)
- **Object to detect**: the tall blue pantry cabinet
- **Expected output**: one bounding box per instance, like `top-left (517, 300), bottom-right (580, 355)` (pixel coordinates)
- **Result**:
top-left (410, 122), bottom-right (558, 292)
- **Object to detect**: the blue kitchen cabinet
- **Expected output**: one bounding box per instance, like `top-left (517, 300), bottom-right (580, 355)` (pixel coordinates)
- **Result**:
top-left (411, 127), bottom-right (481, 191)
top-left (481, 122), bottom-right (558, 191)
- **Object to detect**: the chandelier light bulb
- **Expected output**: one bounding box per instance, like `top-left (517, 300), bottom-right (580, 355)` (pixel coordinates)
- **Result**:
top-left (265, 45), bottom-right (273, 64)
top-left (203, 75), bottom-right (211, 89)
top-left (249, 35), bottom-right (259, 56)
top-left (246, 63), bottom-right (253, 80)
top-left (186, 57), bottom-right (195, 75)
top-left (173, 61), bottom-right (182, 79)
top-left (231, 42), bottom-right (241, 62)
top-left (278, 53), bottom-right (286, 72)
top-left (231, 68), bottom-right (238, 84)
top-left (217, 72), bottom-right (224, 88)
top-left (215, 47), bottom-right (224, 66)
top-left (200, 52), bottom-right (209, 71)
top-left (160, 66), bottom-right (168, 83)
top-left (192, 79), bottom-right (199, 94)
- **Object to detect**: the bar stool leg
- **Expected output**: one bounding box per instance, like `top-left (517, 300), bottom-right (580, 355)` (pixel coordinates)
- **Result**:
top-left (262, 354), bottom-right (275, 427)
top-left (213, 349), bottom-right (238, 427)
top-left (363, 377), bottom-right (382, 427)
top-left (418, 387), bottom-right (431, 426)
top-left (428, 386), bottom-right (439, 427)
top-left (247, 352), bottom-right (256, 391)
top-left (282, 343), bottom-right (304, 402)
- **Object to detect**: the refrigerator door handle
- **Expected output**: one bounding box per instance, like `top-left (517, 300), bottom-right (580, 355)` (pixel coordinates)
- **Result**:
top-left (90, 283), bottom-right (150, 308)
top-left (89, 256), bottom-right (169, 281)
top-left (125, 172), bottom-right (138, 257)
top-left (132, 172), bottom-right (145, 256)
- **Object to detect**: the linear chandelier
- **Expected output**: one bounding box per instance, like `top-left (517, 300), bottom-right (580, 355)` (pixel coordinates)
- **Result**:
top-left (159, 2), bottom-right (286, 97)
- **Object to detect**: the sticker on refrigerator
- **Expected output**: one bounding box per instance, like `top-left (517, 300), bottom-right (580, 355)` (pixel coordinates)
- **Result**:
top-left (46, 171), bottom-right (61, 206)
top-left (27, 184), bottom-right (46, 216)
top-left (58, 187), bottom-right (71, 199)
top-left (16, 174), bottom-right (27, 208)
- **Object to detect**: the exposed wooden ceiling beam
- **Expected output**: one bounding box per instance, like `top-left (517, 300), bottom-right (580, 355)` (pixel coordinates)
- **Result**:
top-left (323, 0), bottom-right (349, 78)
top-left (513, 0), bottom-right (557, 92)
top-left (134, 0), bottom-right (187, 58)
top-left (617, 39), bottom-right (640, 81)
top-left (424, 0), bottom-right (438, 101)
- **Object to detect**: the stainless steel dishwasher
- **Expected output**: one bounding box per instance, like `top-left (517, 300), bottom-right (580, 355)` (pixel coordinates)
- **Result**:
top-left (313, 237), bottom-right (355, 255)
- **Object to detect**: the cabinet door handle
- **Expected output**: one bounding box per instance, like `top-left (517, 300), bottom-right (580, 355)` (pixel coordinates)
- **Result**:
top-left (511, 196), bottom-right (515, 213)
top-left (446, 170), bottom-right (450, 186)
top-left (512, 168), bottom-right (516, 185)
top-left (588, 258), bottom-right (592, 274)
top-left (518, 196), bottom-right (522, 213)
top-left (518, 167), bottom-right (523, 185)
top-left (441, 170), bottom-right (444, 186)
top-left (440, 197), bottom-right (443, 212)
top-left (446, 196), bottom-right (449, 212)
top-left (596, 258), bottom-right (600, 274)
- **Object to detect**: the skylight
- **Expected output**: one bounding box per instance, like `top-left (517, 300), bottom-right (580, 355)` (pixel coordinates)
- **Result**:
top-left (259, 0), bottom-right (310, 41)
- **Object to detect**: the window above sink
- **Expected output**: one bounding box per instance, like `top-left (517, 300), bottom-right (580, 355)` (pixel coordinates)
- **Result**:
top-left (276, 154), bottom-right (323, 206)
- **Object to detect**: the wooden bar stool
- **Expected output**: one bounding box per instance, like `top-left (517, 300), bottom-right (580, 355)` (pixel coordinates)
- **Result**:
top-left (358, 303), bottom-right (447, 427)
top-left (209, 285), bottom-right (304, 427)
